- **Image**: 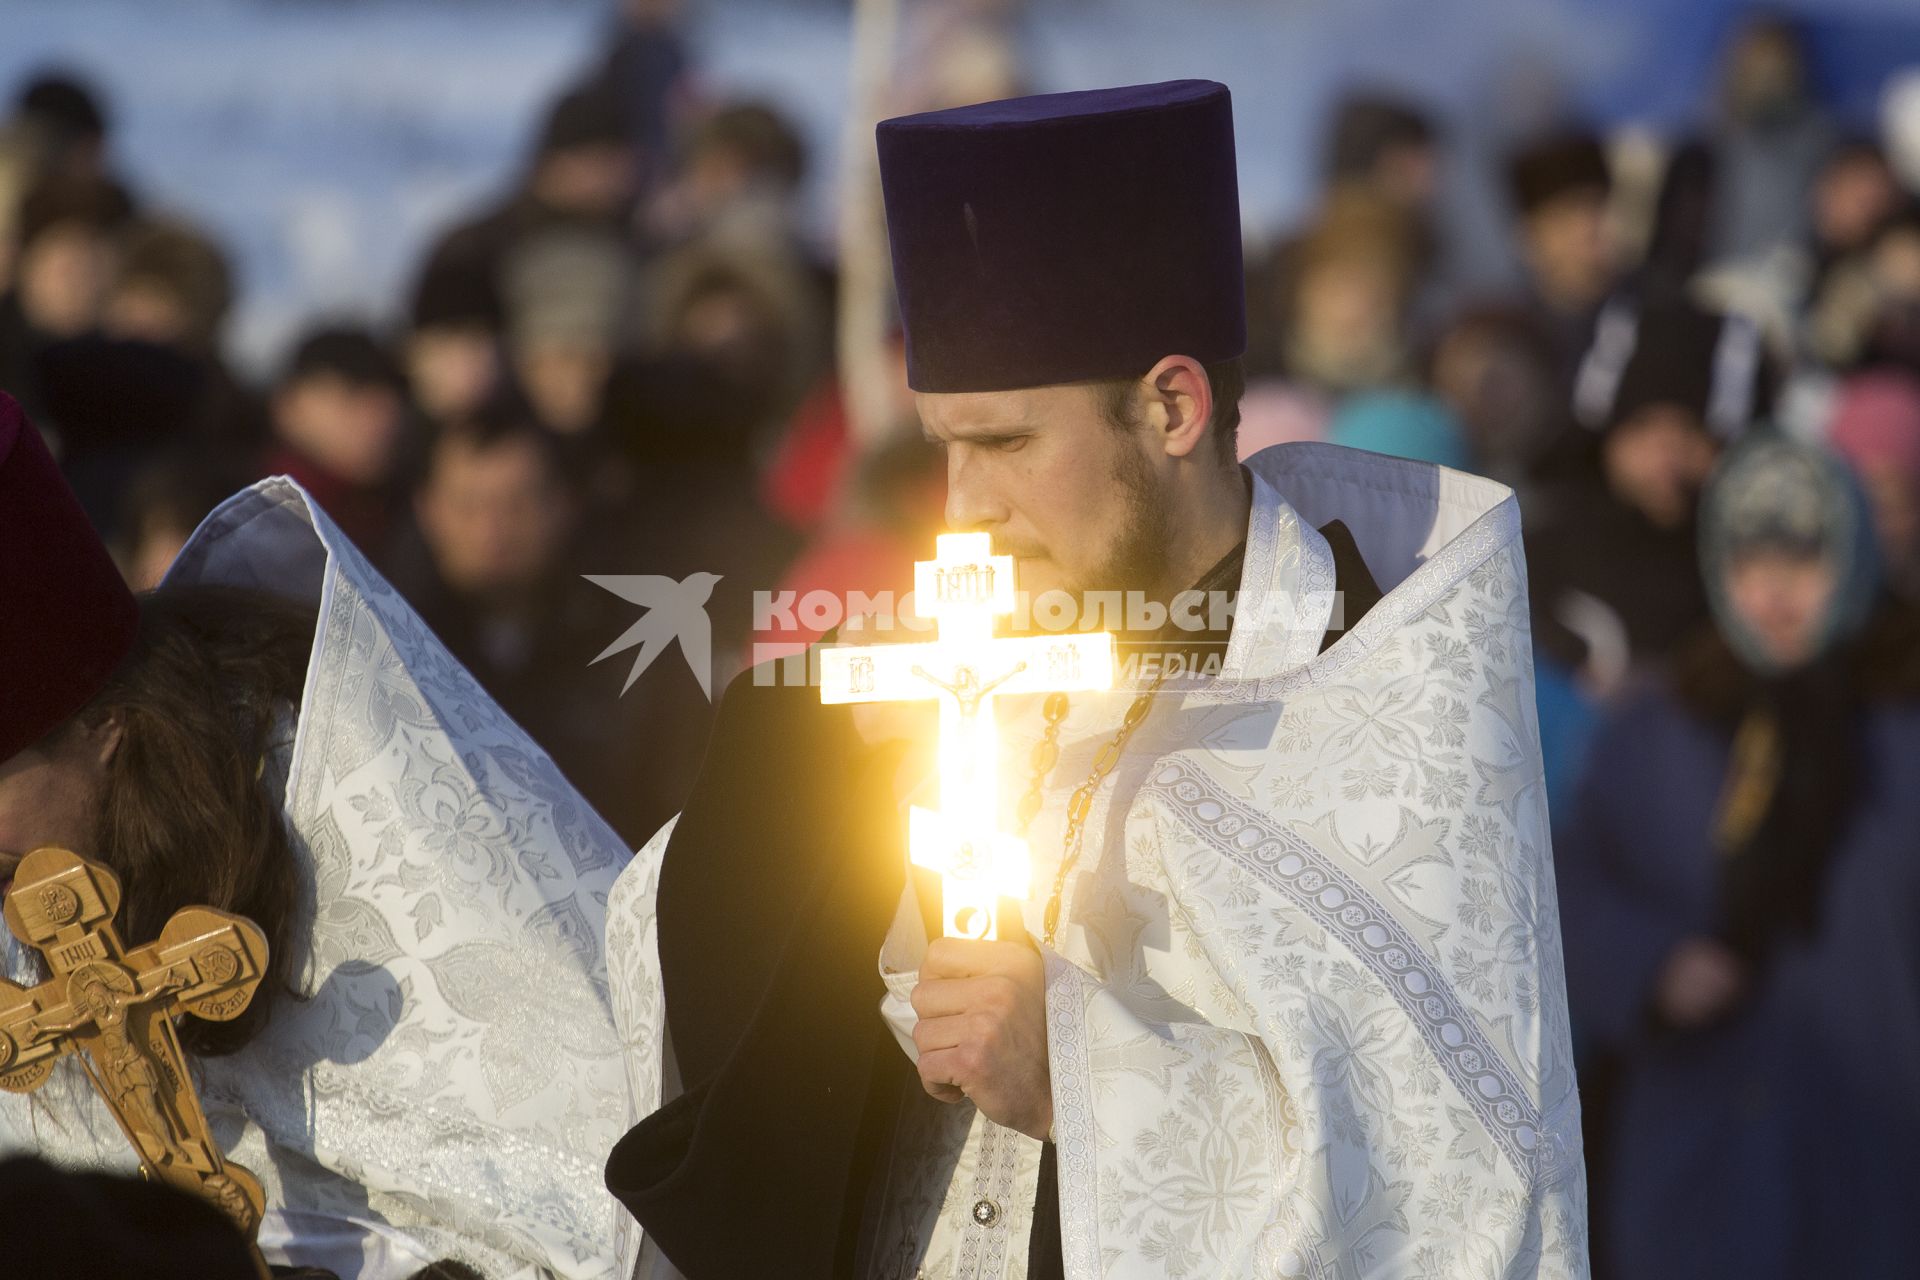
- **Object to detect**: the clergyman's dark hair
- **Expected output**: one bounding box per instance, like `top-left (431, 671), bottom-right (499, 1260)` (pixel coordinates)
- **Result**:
top-left (1095, 356), bottom-right (1246, 465)
top-left (66, 583), bottom-right (316, 1056)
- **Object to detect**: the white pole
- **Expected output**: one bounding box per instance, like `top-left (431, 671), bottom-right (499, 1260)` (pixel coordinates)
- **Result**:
top-left (836, 0), bottom-right (905, 454)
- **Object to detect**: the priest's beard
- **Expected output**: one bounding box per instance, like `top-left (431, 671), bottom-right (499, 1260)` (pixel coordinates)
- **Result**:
top-left (1078, 438), bottom-right (1172, 609)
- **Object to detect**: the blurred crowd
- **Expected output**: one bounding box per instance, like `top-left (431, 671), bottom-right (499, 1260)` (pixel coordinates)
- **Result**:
top-left (4, 5), bottom-right (1920, 1275)
top-left (1244, 19), bottom-right (1920, 1274)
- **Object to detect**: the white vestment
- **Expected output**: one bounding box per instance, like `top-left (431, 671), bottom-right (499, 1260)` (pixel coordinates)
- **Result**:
top-left (609, 443), bottom-right (1589, 1278)
top-left (1, 478), bottom-right (653, 1280)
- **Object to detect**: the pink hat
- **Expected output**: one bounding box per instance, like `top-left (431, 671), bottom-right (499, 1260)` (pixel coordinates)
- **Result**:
top-left (1828, 370), bottom-right (1920, 481)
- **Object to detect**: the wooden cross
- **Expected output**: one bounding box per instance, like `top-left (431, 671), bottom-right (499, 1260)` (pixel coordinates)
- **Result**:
top-left (821, 532), bottom-right (1115, 939)
top-left (0, 846), bottom-right (272, 1271)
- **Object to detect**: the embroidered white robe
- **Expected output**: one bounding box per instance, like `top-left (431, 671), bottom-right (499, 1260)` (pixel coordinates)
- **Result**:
top-left (611, 443), bottom-right (1590, 1279)
top-left (2, 478), bottom-right (646, 1279)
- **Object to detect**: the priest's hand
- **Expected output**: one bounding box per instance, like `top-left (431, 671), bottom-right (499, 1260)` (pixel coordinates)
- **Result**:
top-left (910, 936), bottom-right (1053, 1142)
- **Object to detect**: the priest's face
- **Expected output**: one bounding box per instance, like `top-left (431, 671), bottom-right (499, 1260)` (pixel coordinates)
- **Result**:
top-left (921, 381), bottom-right (1171, 607)
top-left (0, 722), bottom-right (115, 894)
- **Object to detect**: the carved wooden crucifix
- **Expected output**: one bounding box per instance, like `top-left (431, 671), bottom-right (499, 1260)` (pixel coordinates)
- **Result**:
top-left (0, 847), bottom-right (272, 1271)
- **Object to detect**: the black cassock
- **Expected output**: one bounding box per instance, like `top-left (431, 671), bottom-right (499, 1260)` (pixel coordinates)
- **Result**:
top-left (606, 522), bottom-right (1382, 1279)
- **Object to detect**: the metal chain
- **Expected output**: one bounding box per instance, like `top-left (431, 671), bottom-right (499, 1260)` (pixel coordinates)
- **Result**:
top-left (1013, 693), bottom-right (1072, 835)
top-left (1015, 672), bottom-right (1168, 948)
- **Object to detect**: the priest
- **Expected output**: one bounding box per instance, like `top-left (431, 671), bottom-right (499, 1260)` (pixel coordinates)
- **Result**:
top-left (606, 80), bottom-right (1588, 1278)
top-left (0, 393), bottom-right (645, 1279)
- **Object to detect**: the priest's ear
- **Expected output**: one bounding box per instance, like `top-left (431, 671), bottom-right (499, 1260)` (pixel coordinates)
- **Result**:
top-left (1139, 355), bottom-right (1216, 461)
top-left (65, 707), bottom-right (126, 771)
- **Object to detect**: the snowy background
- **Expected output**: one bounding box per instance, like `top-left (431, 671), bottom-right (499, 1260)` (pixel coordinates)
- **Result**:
top-left (5, 0), bottom-right (1918, 375)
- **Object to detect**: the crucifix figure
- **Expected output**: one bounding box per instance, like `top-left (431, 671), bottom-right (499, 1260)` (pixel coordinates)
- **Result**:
top-left (0, 847), bottom-right (273, 1272)
top-left (24, 962), bottom-right (193, 1165)
top-left (821, 532), bottom-right (1116, 939)
top-left (909, 660), bottom-right (1028, 721)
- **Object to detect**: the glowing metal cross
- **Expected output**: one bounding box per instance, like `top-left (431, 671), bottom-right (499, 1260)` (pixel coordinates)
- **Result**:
top-left (821, 533), bottom-right (1115, 939)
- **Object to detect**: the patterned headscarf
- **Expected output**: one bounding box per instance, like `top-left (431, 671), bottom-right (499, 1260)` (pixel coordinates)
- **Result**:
top-left (1700, 431), bottom-right (1879, 674)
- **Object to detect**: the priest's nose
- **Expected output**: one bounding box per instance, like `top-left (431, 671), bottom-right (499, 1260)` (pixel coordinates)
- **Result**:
top-left (944, 450), bottom-right (1009, 535)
